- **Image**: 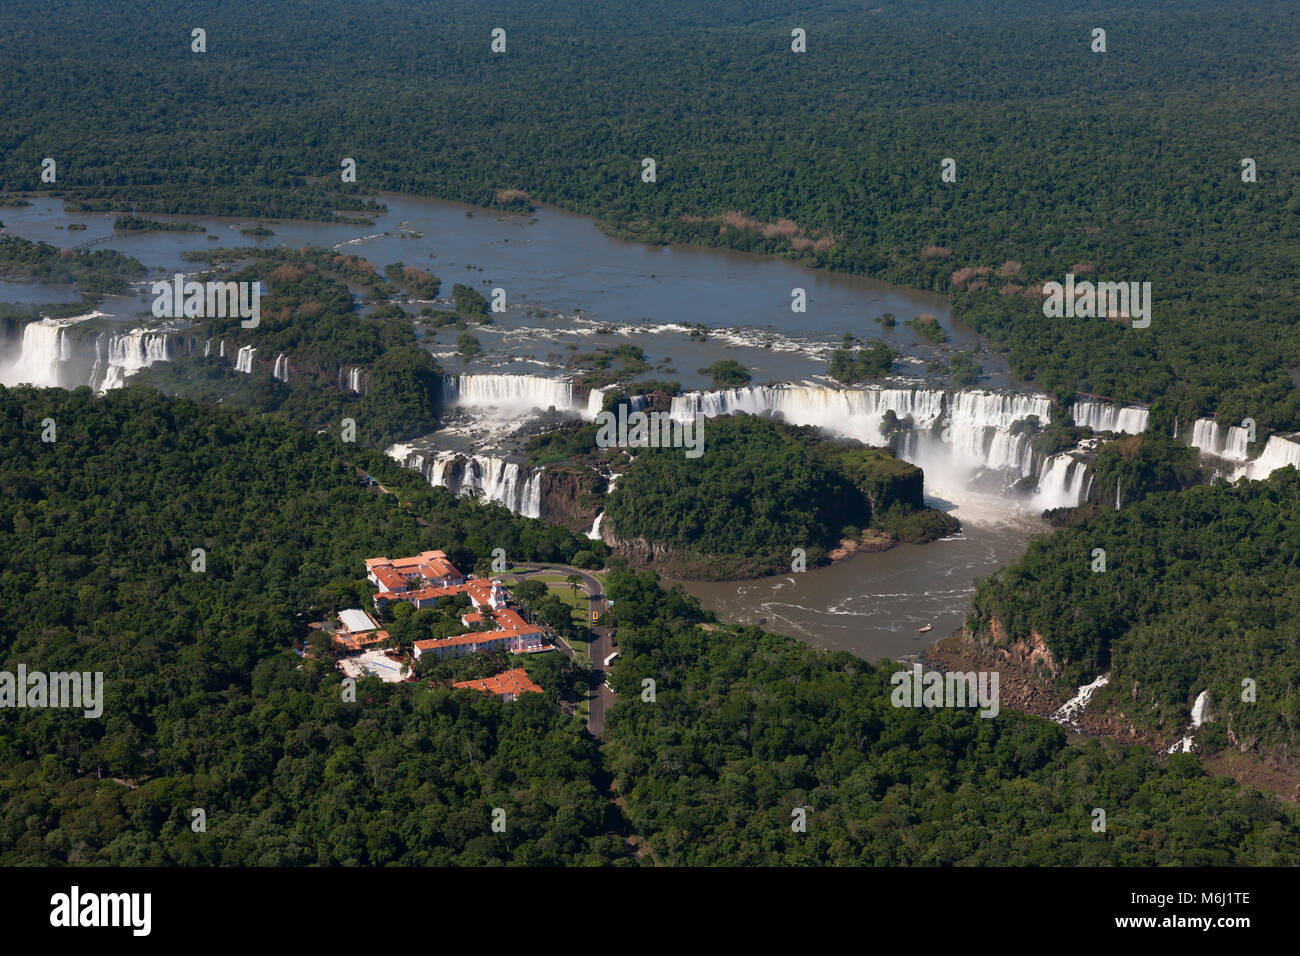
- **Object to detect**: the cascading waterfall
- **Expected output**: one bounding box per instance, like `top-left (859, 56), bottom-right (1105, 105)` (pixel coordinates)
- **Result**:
top-left (1072, 400), bottom-right (1149, 434)
top-left (671, 383), bottom-right (948, 442)
top-left (1189, 418), bottom-right (1251, 462)
top-left (386, 445), bottom-right (543, 518)
top-left (1051, 673), bottom-right (1110, 731)
top-left (0, 319), bottom-right (72, 387)
top-left (1234, 434), bottom-right (1300, 481)
top-left (1029, 454), bottom-right (1092, 511)
top-left (1, 320), bottom-right (174, 391)
top-left (89, 330), bottom-right (171, 392)
top-left (669, 384), bottom-right (1087, 507)
top-left (235, 346), bottom-right (256, 374)
top-left (586, 511), bottom-right (605, 540)
top-left (273, 354), bottom-right (289, 383)
top-left (1166, 690), bottom-right (1212, 754)
top-left (444, 373), bottom-right (600, 420)
top-left (1224, 427), bottom-right (1251, 462)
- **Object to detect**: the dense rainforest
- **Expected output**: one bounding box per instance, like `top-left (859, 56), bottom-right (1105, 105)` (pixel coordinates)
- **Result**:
top-left (0, 385), bottom-right (612, 864)
top-left (970, 468), bottom-right (1300, 766)
top-left (1, 386), bottom-right (1298, 865)
top-left (600, 565), bottom-right (1300, 865)
top-left (1, 0), bottom-right (1297, 431)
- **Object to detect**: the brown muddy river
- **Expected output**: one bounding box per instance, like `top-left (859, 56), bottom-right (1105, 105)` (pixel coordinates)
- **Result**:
top-left (665, 493), bottom-right (1044, 661)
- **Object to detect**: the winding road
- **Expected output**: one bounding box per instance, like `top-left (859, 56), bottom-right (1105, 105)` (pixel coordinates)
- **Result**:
top-left (502, 563), bottom-right (617, 738)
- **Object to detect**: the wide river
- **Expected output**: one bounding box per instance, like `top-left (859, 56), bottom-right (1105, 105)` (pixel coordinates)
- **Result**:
top-left (1, 190), bottom-right (1045, 658)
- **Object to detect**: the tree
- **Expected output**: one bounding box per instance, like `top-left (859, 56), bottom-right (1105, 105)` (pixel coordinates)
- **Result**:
top-left (697, 360), bottom-right (751, 388)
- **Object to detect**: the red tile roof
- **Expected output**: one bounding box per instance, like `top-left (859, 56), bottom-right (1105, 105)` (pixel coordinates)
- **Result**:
top-left (367, 550), bottom-right (464, 590)
top-left (373, 567), bottom-right (407, 591)
top-left (453, 668), bottom-right (543, 698)
top-left (414, 631), bottom-right (508, 652)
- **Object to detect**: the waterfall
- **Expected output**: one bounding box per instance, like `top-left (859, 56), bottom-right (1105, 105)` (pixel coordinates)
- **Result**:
top-left (235, 346), bottom-right (256, 374)
top-left (203, 338), bottom-right (212, 358)
top-left (586, 511), bottom-right (605, 540)
top-left (2, 320), bottom-right (174, 391)
top-left (1223, 427), bottom-right (1251, 462)
top-left (1235, 434), bottom-right (1300, 481)
top-left (89, 330), bottom-right (171, 392)
top-left (1072, 400), bottom-right (1149, 434)
top-left (1029, 454), bottom-right (1091, 511)
top-left (1167, 690), bottom-right (1212, 754)
top-left (1115, 477), bottom-right (1122, 511)
top-left (1051, 673), bottom-right (1110, 731)
top-left (668, 384), bottom-right (1092, 508)
top-left (1190, 418), bottom-right (1251, 462)
top-left (0, 319), bottom-right (71, 387)
top-left (339, 367), bottom-right (364, 393)
top-left (1190, 418), bottom-right (1219, 455)
top-left (1190, 690), bottom-right (1211, 728)
top-left (671, 383), bottom-right (951, 440)
top-left (386, 446), bottom-right (544, 518)
top-left (445, 373), bottom-right (601, 420)
top-left (273, 354), bottom-right (289, 383)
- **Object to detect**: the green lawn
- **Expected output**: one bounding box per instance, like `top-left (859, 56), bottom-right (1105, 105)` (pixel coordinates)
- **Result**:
top-left (533, 576), bottom-right (591, 625)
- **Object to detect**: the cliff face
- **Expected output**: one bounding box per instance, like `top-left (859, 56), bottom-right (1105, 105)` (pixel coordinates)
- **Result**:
top-left (599, 525), bottom-right (674, 564)
top-left (979, 617), bottom-right (1061, 677)
top-left (539, 466), bottom-right (605, 533)
top-left (860, 466), bottom-right (925, 514)
top-left (838, 456), bottom-right (925, 514)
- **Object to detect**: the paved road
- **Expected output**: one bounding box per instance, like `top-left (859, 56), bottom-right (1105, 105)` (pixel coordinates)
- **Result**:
top-left (507, 563), bottom-right (616, 738)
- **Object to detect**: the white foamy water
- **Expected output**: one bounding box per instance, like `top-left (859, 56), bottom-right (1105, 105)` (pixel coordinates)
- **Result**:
top-left (1166, 690), bottom-right (1212, 754)
top-left (1, 317), bottom-right (175, 391)
top-left (1051, 673), bottom-right (1110, 731)
top-left (386, 444), bottom-right (543, 517)
top-left (1189, 418), bottom-right (1251, 462)
top-left (1233, 434), bottom-right (1300, 481)
top-left (669, 383), bottom-right (1090, 509)
top-left (1072, 400), bottom-right (1148, 434)
top-left (442, 372), bottom-right (600, 421)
